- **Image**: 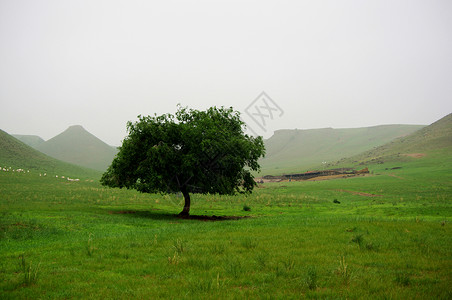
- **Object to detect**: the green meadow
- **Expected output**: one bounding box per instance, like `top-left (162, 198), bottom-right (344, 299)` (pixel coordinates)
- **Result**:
top-left (1, 154), bottom-right (451, 299)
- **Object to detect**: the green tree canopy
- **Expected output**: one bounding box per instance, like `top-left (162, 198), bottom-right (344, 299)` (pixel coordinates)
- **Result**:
top-left (101, 106), bottom-right (265, 216)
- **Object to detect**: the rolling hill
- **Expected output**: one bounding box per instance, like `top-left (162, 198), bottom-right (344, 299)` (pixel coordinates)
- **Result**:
top-left (0, 129), bottom-right (100, 178)
top-left (12, 134), bottom-right (45, 148)
top-left (332, 113), bottom-right (452, 167)
top-left (35, 125), bottom-right (118, 172)
top-left (259, 124), bottom-right (424, 175)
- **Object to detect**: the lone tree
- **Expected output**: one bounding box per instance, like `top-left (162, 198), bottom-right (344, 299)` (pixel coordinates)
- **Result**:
top-left (101, 105), bottom-right (265, 216)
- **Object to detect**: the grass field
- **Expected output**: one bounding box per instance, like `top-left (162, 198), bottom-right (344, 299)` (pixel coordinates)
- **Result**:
top-left (1, 153), bottom-right (451, 299)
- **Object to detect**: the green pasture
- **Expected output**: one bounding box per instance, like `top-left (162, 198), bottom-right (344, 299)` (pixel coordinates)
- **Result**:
top-left (1, 159), bottom-right (451, 299)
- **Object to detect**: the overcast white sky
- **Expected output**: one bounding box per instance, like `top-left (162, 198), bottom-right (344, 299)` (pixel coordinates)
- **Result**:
top-left (1, 0), bottom-right (451, 146)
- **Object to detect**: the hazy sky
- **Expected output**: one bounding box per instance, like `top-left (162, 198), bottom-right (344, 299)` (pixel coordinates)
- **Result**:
top-left (1, 0), bottom-right (451, 146)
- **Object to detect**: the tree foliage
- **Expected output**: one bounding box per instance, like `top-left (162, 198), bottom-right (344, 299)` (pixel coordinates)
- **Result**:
top-left (101, 106), bottom-right (265, 216)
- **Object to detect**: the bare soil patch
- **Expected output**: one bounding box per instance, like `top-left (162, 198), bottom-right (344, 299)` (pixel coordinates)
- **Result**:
top-left (258, 168), bottom-right (369, 183)
top-left (307, 174), bottom-right (355, 181)
top-left (336, 189), bottom-right (382, 197)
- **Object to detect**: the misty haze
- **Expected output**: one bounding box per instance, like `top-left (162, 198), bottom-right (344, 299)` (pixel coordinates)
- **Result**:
top-left (1, 1), bottom-right (451, 298)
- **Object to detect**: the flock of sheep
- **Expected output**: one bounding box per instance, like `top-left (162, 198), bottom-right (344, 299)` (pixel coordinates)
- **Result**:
top-left (1, 166), bottom-right (81, 182)
top-left (2, 167), bottom-right (28, 173)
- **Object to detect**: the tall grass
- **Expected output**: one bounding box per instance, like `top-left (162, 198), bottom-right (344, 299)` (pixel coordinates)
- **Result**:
top-left (18, 254), bottom-right (40, 286)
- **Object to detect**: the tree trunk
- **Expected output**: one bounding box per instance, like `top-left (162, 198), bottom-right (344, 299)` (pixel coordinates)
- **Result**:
top-left (178, 187), bottom-right (191, 217)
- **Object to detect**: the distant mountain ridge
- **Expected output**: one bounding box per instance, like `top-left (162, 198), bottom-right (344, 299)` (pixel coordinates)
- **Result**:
top-left (7, 117), bottom-right (445, 176)
top-left (12, 134), bottom-right (45, 148)
top-left (333, 113), bottom-right (452, 166)
top-left (0, 129), bottom-right (99, 178)
top-left (260, 124), bottom-right (425, 175)
top-left (35, 125), bottom-right (118, 172)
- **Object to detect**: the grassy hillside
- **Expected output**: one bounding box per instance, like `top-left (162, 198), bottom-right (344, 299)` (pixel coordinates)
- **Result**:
top-left (12, 134), bottom-right (45, 148)
top-left (0, 129), bottom-right (100, 179)
top-left (332, 113), bottom-right (452, 168)
top-left (260, 124), bottom-right (424, 175)
top-left (36, 125), bottom-right (118, 172)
